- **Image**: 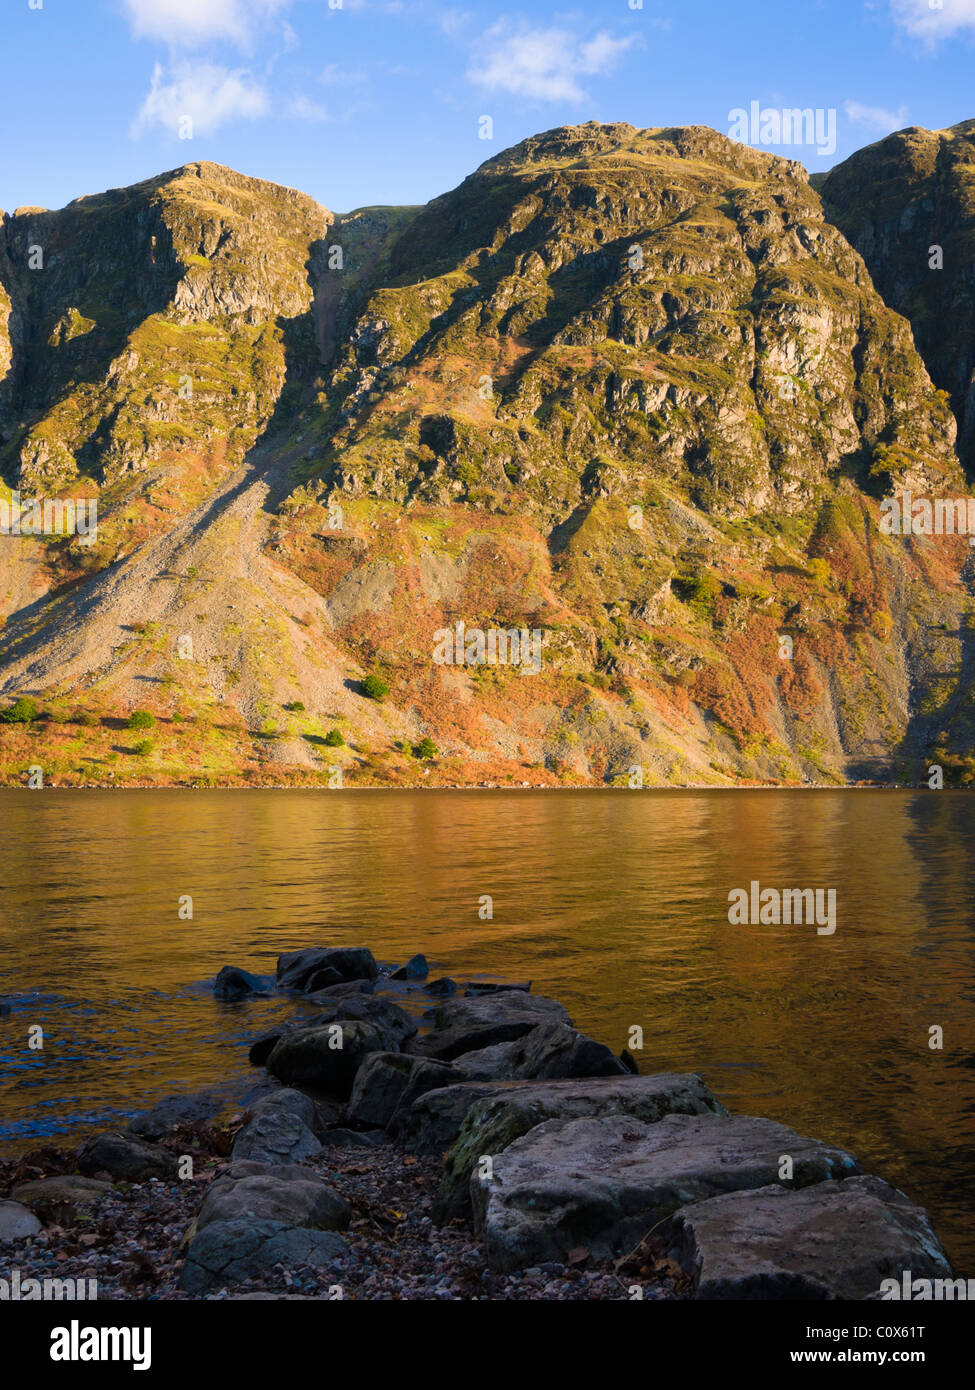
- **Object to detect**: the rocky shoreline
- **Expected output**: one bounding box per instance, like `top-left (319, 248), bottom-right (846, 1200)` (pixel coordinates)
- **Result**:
top-left (0, 948), bottom-right (955, 1300)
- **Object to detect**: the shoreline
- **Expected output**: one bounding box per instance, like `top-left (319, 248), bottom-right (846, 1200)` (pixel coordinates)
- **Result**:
top-left (0, 949), bottom-right (956, 1300)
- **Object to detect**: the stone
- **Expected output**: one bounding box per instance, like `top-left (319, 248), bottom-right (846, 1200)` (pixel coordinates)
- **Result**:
top-left (319, 1128), bottom-right (386, 1149)
top-left (435, 1072), bottom-right (727, 1221)
top-left (659, 1176), bottom-right (953, 1300)
top-left (391, 954), bottom-right (428, 981)
top-left (11, 1176), bottom-right (111, 1221)
top-left (214, 965), bottom-right (270, 1000)
top-left (423, 977), bottom-right (457, 997)
top-left (401, 1072), bottom-right (725, 1157)
top-left (179, 1218), bottom-right (348, 1294)
top-left (249, 1028), bottom-right (287, 1067)
top-left (472, 1111), bottom-right (862, 1271)
top-left (0, 1200), bottom-right (43, 1241)
top-left (452, 1022), bottom-right (629, 1082)
top-left (266, 1020), bottom-right (390, 1098)
top-left (196, 1166), bottom-right (350, 1233)
top-left (78, 1131), bottom-right (179, 1182)
top-left (127, 1092), bottom-right (221, 1140)
top-left (346, 1052), bottom-right (460, 1131)
top-left (412, 992), bottom-right (570, 1062)
top-left (232, 1092), bottom-right (323, 1164)
top-left (276, 947), bottom-right (378, 992)
top-left (306, 979), bottom-right (374, 1000)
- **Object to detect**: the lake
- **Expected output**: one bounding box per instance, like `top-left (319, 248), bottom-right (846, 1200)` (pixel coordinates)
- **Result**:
top-left (1, 787), bottom-right (973, 1270)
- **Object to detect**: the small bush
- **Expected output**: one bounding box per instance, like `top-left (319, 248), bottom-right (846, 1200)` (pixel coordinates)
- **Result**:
top-left (78, 711), bottom-right (100, 728)
top-left (362, 674), bottom-right (389, 701)
top-left (413, 736), bottom-right (438, 759)
top-left (132, 739), bottom-right (154, 757)
top-left (126, 710), bottom-right (156, 730)
top-left (284, 700), bottom-right (305, 712)
top-left (1, 697), bottom-right (39, 724)
top-left (323, 729), bottom-right (345, 747)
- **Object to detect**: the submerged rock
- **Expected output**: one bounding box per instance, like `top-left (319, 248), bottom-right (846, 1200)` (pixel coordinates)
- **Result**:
top-left (472, 1112), bottom-right (861, 1271)
top-left (659, 1175), bottom-right (952, 1300)
top-left (214, 966), bottom-right (270, 1001)
top-left (276, 947), bottom-right (378, 993)
top-left (391, 954), bottom-right (428, 981)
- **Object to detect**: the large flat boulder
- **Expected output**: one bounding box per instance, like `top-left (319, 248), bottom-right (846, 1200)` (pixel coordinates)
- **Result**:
top-left (436, 1072), bottom-right (727, 1221)
top-left (472, 1111), bottom-right (861, 1272)
top-left (411, 992), bottom-right (571, 1062)
top-left (276, 947), bottom-right (378, 993)
top-left (266, 1020), bottom-right (390, 1098)
top-left (11, 1176), bottom-right (112, 1222)
top-left (196, 1163), bottom-right (350, 1233)
top-left (179, 1218), bottom-right (348, 1294)
top-left (346, 1052), bottom-right (460, 1131)
top-left (658, 1176), bottom-right (953, 1300)
top-left (401, 1072), bottom-right (725, 1157)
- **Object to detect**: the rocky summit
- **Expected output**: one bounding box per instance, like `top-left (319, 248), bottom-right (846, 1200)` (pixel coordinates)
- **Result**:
top-left (2, 122), bottom-right (974, 788)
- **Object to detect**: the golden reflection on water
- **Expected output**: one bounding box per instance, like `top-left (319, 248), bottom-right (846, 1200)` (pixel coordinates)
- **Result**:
top-left (0, 788), bottom-right (973, 1268)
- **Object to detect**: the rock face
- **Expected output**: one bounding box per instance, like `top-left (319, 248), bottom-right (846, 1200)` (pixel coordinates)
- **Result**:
top-left (822, 119), bottom-right (975, 472)
top-left (658, 1176), bottom-right (953, 1300)
top-left (471, 1111), bottom-right (861, 1271)
top-left (179, 1218), bottom-right (348, 1295)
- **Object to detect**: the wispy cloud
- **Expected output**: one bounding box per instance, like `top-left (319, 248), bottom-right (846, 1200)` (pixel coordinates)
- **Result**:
top-left (132, 61), bottom-right (269, 136)
top-left (890, 0), bottom-right (975, 40)
top-left (286, 94), bottom-right (331, 122)
top-left (123, 0), bottom-right (289, 49)
top-left (844, 99), bottom-right (909, 134)
top-left (468, 22), bottom-right (639, 103)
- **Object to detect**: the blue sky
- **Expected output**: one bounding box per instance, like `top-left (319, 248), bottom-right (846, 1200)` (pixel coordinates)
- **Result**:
top-left (3, 0), bottom-right (975, 215)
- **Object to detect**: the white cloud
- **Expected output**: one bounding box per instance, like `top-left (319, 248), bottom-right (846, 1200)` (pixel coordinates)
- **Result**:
top-left (468, 23), bottom-right (638, 103)
top-left (123, 0), bottom-right (289, 48)
top-left (844, 99), bottom-right (909, 134)
top-left (891, 0), bottom-right (975, 40)
top-left (287, 94), bottom-right (331, 122)
top-left (132, 61), bottom-right (269, 135)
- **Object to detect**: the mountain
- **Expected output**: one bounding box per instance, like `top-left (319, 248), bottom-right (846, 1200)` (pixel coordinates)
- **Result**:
top-left (821, 118), bottom-right (975, 474)
top-left (1, 124), bottom-right (973, 788)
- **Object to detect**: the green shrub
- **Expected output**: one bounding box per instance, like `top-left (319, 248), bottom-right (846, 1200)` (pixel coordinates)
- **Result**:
top-left (362, 674), bottom-right (389, 701)
top-left (323, 729), bottom-right (345, 747)
top-left (284, 700), bottom-right (305, 712)
top-left (413, 736), bottom-right (438, 759)
top-left (132, 739), bottom-right (154, 756)
top-left (126, 710), bottom-right (156, 730)
top-left (1, 697), bottom-right (39, 724)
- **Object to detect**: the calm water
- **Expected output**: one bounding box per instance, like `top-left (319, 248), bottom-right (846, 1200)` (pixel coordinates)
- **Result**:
top-left (1, 788), bottom-right (973, 1268)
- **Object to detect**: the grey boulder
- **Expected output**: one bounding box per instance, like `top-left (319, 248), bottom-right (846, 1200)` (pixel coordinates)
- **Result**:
top-left (412, 992), bottom-right (570, 1062)
top-left (0, 1200), bottom-right (43, 1241)
top-left (346, 1052), bottom-right (460, 1131)
top-left (266, 1020), bottom-right (389, 1097)
top-left (197, 1163), bottom-right (350, 1233)
top-left (232, 1090), bottom-right (323, 1164)
top-left (179, 1218), bottom-right (348, 1294)
top-left (472, 1111), bottom-right (861, 1271)
top-left (453, 1022), bottom-right (629, 1082)
top-left (78, 1131), bottom-right (178, 1182)
top-left (659, 1176), bottom-right (953, 1300)
top-left (214, 966), bottom-right (270, 1001)
top-left (276, 947), bottom-right (378, 993)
